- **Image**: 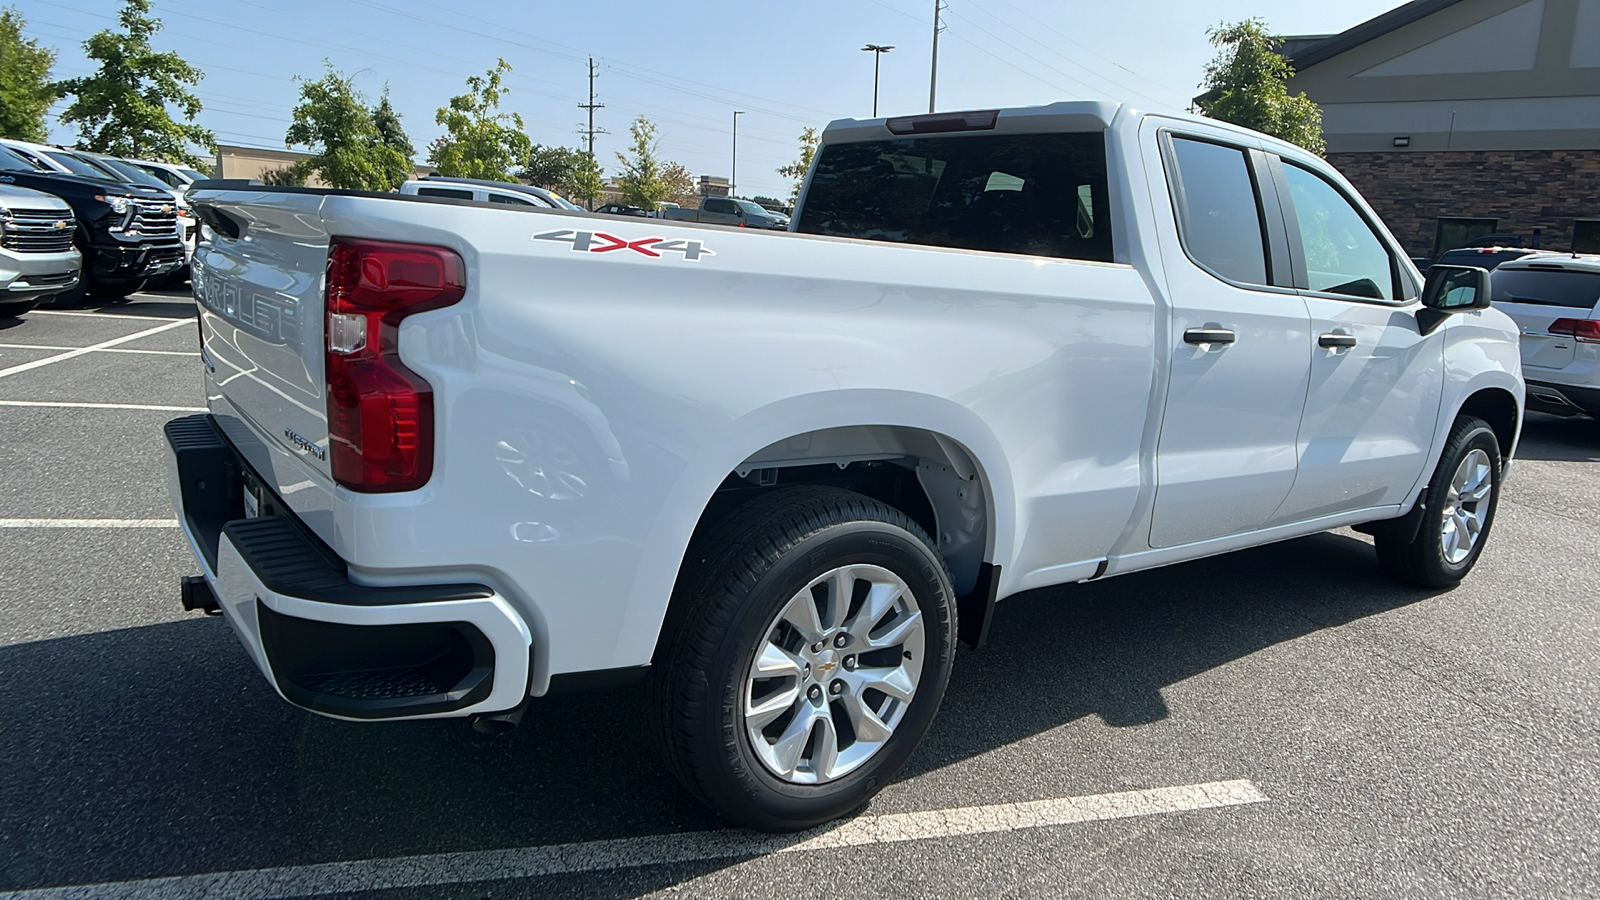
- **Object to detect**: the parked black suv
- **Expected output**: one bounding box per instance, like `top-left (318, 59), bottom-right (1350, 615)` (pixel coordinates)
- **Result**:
top-left (0, 146), bottom-right (184, 302)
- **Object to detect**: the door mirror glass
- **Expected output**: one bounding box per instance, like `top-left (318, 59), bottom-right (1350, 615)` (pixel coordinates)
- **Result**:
top-left (1422, 264), bottom-right (1492, 311)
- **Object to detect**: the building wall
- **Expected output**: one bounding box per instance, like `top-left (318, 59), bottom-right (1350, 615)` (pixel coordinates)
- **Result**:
top-left (1289, 0), bottom-right (1600, 153)
top-left (1332, 148), bottom-right (1600, 254)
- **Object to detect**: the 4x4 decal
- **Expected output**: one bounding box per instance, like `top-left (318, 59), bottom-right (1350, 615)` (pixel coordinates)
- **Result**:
top-left (532, 229), bottom-right (714, 261)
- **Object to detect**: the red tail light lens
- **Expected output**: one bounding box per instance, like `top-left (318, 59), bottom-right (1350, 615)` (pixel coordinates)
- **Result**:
top-left (1549, 318), bottom-right (1600, 343)
top-left (325, 237), bottom-right (465, 492)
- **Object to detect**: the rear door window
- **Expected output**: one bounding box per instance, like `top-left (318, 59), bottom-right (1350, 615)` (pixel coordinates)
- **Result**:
top-left (416, 187), bottom-right (474, 200)
top-left (1165, 137), bottom-right (1270, 286)
top-left (796, 132), bottom-right (1113, 262)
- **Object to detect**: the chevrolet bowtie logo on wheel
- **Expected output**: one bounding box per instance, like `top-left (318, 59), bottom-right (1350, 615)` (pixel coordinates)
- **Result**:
top-left (532, 229), bottom-right (714, 261)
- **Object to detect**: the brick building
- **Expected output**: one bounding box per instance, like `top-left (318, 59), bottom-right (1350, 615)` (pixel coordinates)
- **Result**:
top-left (1283, 0), bottom-right (1600, 256)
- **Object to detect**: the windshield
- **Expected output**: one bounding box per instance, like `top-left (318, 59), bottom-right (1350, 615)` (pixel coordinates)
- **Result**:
top-left (180, 168), bottom-right (208, 182)
top-left (547, 192), bottom-right (581, 211)
top-left (93, 156), bottom-right (174, 190)
top-left (1491, 269), bottom-right (1600, 309)
top-left (43, 150), bottom-right (120, 181)
top-left (0, 147), bottom-right (39, 172)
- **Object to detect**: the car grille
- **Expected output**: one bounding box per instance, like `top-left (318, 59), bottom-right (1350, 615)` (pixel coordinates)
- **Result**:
top-left (2, 208), bottom-right (76, 253)
top-left (128, 202), bottom-right (178, 238)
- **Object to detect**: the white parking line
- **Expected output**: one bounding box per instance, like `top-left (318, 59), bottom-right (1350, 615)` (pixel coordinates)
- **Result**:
top-left (0, 319), bottom-right (192, 379)
top-left (0, 780), bottom-right (1268, 899)
top-left (0, 518), bottom-right (178, 528)
top-left (0, 400), bottom-right (206, 413)
top-left (0, 342), bottom-right (196, 357)
top-left (26, 309), bottom-right (187, 322)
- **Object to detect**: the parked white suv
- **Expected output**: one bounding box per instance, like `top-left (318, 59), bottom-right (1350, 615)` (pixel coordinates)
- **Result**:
top-left (399, 176), bottom-right (581, 210)
top-left (1490, 253), bottom-right (1600, 417)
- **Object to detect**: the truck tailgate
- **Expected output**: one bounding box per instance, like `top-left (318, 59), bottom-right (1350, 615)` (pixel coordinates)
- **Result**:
top-left (192, 191), bottom-right (333, 483)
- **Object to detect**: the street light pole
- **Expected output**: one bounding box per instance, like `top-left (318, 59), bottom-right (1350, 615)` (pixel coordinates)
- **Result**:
top-left (732, 110), bottom-right (744, 198)
top-left (861, 44), bottom-right (894, 117)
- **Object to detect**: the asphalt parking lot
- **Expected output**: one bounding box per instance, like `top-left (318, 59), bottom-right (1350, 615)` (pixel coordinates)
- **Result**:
top-left (1, 288), bottom-right (1598, 899)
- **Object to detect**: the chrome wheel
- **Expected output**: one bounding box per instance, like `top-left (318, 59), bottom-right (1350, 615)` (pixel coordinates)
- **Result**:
top-left (1441, 448), bottom-right (1493, 565)
top-left (743, 564), bottom-right (925, 785)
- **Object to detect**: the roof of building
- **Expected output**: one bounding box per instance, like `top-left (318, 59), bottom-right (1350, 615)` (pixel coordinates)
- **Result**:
top-left (1283, 0), bottom-right (1467, 70)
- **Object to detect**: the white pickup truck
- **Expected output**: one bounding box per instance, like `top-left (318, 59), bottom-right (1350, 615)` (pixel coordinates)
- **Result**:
top-left (169, 101), bottom-right (1523, 832)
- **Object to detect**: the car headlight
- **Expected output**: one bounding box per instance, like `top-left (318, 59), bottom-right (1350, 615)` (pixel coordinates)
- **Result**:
top-left (95, 194), bottom-right (131, 215)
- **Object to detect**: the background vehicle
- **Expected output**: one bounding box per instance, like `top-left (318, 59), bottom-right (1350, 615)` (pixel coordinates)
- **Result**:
top-left (0, 184), bottom-right (80, 317)
top-left (660, 195), bottom-right (786, 228)
top-left (0, 146), bottom-right (182, 302)
top-left (1419, 246), bottom-right (1542, 275)
top-left (171, 101), bottom-right (1523, 833)
top-left (1488, 254), bottom-right (1600, 418)
top-left (125, 158), bottom-right (210, 192)
top-left (594, 202), bottom-right (648, 216)
top-left (399, 176), bottom-right (581, 210)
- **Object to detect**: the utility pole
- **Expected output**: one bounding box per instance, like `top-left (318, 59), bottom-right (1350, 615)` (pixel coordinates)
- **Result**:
top-left (862, 44), bottom-right (894, 117)
top-left (929, 0), bottom-right (947, 113)
top-left (577, 57), bottom-right (606, 210)
top-left (732, 110), bottom-right (744, 198)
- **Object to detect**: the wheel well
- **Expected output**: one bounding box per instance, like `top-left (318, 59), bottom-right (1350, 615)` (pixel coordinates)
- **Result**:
top-left (1457, 388), bottom-right (1519, 460)
top-left (683, 426), bottom-right (991, 598)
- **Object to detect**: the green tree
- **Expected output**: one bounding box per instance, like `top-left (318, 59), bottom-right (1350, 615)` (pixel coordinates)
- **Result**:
top-left (0, 7), bottom-right (57, 141)
top-left (615, 116), bottom-right (668, 210)
top-left (776, 126), bottom-right (819, 204)
top-left (53, 0), bottom-right (214, 166)
top-left (429, 59), bottom-right (531, 181)
top-left (371, 87), bottom-right (414, 161)
top-left (285, 63), bottom-right (411, 190)
top-left (521, 143), bottom-right (583, 189)
top-left (569, 151), bottom-right (604, 210)
top-left (661, 160), bottom-right (698, 208)
top-left (1196, 19), bottom-right (1325, 155)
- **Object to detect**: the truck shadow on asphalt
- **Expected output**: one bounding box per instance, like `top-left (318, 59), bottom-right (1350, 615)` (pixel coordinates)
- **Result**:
top-left (1513, 412), bottom-right (1600, 462)
top-left (0, 532), bottom-right (1432, 897)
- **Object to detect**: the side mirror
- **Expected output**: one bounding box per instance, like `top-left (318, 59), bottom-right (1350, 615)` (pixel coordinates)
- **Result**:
top-left (1422, 264), bottom-right (1492, 311)
top-left (1418, 264), bottom-right (1492, 334)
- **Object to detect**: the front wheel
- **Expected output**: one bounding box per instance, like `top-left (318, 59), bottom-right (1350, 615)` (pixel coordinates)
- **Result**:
top-left (1375, 415), bottom-right (1502, 588)
top-left (651, 486), bottom-right (957, 832)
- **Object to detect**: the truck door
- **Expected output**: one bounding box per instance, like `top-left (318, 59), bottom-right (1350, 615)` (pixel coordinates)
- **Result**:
top-left (1145, 124), bottom-right (1312, 548)
top-left (1266, 156), bottom-right (1444, 523)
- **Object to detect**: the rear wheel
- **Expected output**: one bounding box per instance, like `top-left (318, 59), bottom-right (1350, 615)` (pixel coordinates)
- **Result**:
top-left (1375, 415), bottom-right (1501, 588)
top-left (651, 486), bottom-right (957, 832)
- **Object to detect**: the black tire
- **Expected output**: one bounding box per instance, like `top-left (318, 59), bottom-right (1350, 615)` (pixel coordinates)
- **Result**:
top-left (0, 298), bottom-right (37, 319)
top-left (1375, 415), bottom-right (1502, 588)
top-left (651, 486), bottom-right (957, 832)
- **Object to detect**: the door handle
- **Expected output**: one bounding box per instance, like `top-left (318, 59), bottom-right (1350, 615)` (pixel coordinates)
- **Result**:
top-left (1184, 328), bottom-right (1236, 345)
top-left (1318, 333), bottom-right (1357, 349)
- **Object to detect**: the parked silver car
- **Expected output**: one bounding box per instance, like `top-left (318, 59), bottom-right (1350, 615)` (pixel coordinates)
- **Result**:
top-left (0, 184), bottom-right (81, 318)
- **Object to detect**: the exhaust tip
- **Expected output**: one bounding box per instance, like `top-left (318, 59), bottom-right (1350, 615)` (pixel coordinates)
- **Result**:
top-left (180, 575), bottom-right (221, 615)
top-left (471, 703), bottom-right (527, 735)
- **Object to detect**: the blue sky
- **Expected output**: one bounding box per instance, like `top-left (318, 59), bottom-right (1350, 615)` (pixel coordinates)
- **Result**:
top-left (26, 0), bottom-right (1401, 199)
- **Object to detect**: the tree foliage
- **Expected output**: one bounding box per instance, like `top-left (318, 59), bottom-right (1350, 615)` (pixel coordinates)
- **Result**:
top-left (776, 126), bottom-right (819, 203)
top-left (1196, 19), bottom-right (1325, 156)
top-left (615, 116), bottom-right (669, 210)
top-left (568, 151), bottom-right (604, 209)
top-left (0, 7), bottom-right (57, 142)
top-left (429, 59), bottom-right (531, 181)
top-left (661, 160), bottom-right (698, 208)
top-left (371, 88), bottom-right (414, 161)
top-left (521, 143), bottom-right (605, 207)
top-left (285, 63), bottom-right (411, 191)
top-left (54, 0), bottom-right (214, 166)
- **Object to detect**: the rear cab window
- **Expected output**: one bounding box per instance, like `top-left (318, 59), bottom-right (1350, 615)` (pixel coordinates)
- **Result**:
top-left (795, 132), bottom-right (1113, 262)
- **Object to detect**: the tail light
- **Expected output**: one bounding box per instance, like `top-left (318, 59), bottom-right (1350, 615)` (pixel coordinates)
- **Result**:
top-left (324, 237), bottom-right (465, 492)
top-left (1549, 318), bottom-right (1600, 343)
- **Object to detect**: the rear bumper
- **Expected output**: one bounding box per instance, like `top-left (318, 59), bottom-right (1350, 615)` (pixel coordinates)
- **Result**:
top-left (1526, 380), bottom-right (1600, 418)
top-left (164, 414), bottom-right (533, 721)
